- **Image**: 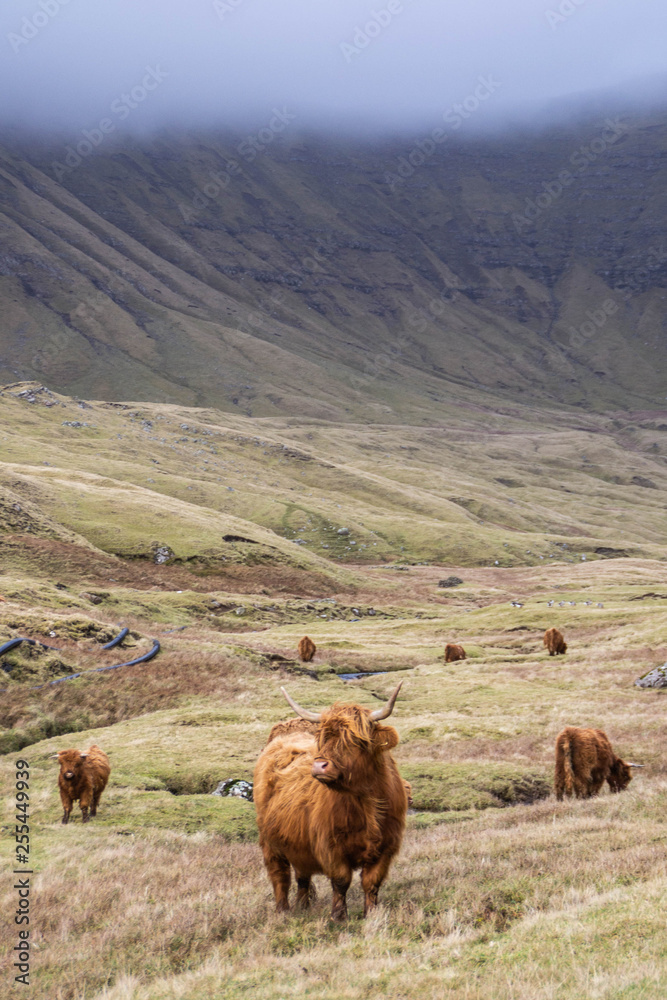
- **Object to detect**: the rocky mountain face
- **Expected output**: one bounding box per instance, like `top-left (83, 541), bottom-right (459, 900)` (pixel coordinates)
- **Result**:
top-left (0, 111), bottom-right (666, 420)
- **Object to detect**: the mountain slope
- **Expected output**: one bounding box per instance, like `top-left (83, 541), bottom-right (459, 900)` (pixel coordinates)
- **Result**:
top-left (1, 112), bottom-right (666, 419)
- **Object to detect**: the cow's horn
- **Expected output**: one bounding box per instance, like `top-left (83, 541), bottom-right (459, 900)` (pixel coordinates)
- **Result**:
top-left (628, 762), bottom-right (645, 767)
top-left (49, 753), bottom-right (60, 758)
top-left (280, 687), bottom-right (321, 722)
top-left (369, 681), bottom-right (403, 722)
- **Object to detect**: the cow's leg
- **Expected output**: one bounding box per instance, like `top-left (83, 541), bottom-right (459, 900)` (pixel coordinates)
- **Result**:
top-left (361, 854), bottom-right (393, 917)
top-left (59, 789), bottom-right (72, 825)
top-left (295, 872), bottom-right (313, 910)
top-left (262, 846), bottom-right (291, 912)
top-left (91, 786), bottom-right (102, 817)
top-left (554, 769), bottom-right (565, 801)
top-left (330, 865), bottom-right (352, 922)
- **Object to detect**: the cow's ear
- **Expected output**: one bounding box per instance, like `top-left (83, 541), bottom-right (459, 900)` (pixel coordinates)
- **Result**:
top-left (374, 724), bottom-right (399, 751)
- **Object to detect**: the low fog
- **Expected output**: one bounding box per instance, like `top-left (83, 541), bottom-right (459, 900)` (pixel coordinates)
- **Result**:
top-left (2, 0), bottom-right (667, 137)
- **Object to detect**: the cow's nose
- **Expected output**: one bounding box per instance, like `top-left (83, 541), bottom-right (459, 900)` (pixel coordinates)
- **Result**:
top-left (311, 759), bottom-right (329, 777)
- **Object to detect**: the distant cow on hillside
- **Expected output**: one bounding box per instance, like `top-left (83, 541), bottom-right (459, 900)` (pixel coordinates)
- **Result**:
top-left (543, 627), bottom-right (567, 656)
top-left (554, 727), bottom-right (643, 800)
top-left (444, 643), bottom-right (466, 662)
top-left (51, 744), bottom-right (110, 824)
top-left (298, 636), bottom-right (317, 662)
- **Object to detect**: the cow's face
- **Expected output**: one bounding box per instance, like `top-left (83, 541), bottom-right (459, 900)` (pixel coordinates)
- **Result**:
top-left (608, 758), bottom-right (633, 793)
top-left (55, 749), bottom-right (88, 782)
top-left (312, 706), bottom-right (399, 787)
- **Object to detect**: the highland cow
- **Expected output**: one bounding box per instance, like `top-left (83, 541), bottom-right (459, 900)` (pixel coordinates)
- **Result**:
top-left (51, 745), bottom-right (110, 824)
top-left (254, 683), bottom-right (407, 920)
top-left (298, 636), bottom-right (317, 662)
top-left (543, 627), bottom-right (567, 656)
top-left (554, 727), bottom-right (643, 800)
top-left (444, 643), bottom-right (466, 662)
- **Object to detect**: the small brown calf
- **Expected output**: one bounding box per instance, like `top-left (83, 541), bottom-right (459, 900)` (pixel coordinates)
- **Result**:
top-left (544, 627), bottom-right (567, 655)
top-left (52, 745), bottom-right (110, 824)
top-left (298, 635), bottom-right (317, 662)
top-left (444, 643), bottom-right (466, 662)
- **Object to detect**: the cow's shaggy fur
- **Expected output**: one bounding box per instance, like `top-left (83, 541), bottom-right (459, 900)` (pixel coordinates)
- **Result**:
top-left (544, 627), bottom-right (567, 655)
top-left (266, 717), bottom-right (319, 745)
top-left (444, 643), bottom-right (466, 662)
top-left (55, 745), bottom-right (110, 824)
top-left (554, 727), bottom-right (633, 800)
top-left (254, 700), bottom-right (407, 920)
top-left (298, 636), bottom-right (317, 662)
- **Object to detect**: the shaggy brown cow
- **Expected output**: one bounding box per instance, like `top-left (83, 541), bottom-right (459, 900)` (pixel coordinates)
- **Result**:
top-left (298, 636), bottom-right (317, 662)
top-left (254, 683), bottom-right (407, 921)
top-left (444, 643), bottom-right (466, 662)
top-left (543, 627), bottom-right (567, 655)
top-left (554, 727), bottom-right (643, 800)
top-left (51, 745), bottom-right (110, 824)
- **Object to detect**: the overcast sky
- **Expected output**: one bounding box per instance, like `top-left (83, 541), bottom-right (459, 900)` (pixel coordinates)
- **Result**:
top-left (2, 0), bottom-right (666, 136)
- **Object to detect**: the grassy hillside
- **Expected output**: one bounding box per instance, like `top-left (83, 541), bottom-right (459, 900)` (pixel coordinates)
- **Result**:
top-left (1, 112), bottom-right (667, 419)
top-left (0, 380), bottom-right (666, 996)
top-left (1, 382), bottom-right (666, 582)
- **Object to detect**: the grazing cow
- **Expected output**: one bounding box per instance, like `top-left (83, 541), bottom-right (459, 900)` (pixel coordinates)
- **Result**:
top-left (254, 683), bottom-right (407, 920)
top-left (444, 643), bottom-right (466, 662)
top-left (51, 745), bottom-right (110, 824)
top-left (554, 727), bottom-right (643, 800)
top-left (543, 627), bottom-right (567, 656)
top-left (298, 636), bottom-right (317, 662)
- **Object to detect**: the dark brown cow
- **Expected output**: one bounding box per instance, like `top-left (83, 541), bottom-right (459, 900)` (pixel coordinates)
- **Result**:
top-left (254, 683), bottom-right (407, 920)
top-left (543, 627), bottom-right (567, 656)
top-left (554, 727), bottom-right (643, 800)
top-left (444, 643), bottom-right (466, 662)
top-left (298, 636), bottom-right (317, 662)
top-left (51, 745), bottom-right (110, 823)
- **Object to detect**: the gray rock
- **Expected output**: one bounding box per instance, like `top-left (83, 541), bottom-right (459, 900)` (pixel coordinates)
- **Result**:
top-left (438, 576), bottom-right (463, 588)
top-left (635, 663), bottom-right (667, 688)
top-left (153, 545), bottom-right (174, 564)
top-left (211, 779), bottom-right (253, 800)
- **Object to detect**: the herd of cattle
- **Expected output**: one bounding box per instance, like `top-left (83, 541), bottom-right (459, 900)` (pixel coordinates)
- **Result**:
top-left (298, 627), bottom-right (568, 667)
top-left (50, 624), bottom-right (644, 920)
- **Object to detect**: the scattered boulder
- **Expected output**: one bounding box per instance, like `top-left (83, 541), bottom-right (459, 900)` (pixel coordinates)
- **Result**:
top-left (438, 576), bottom-right (463, 589)
top-left (79, 592), bottom-right (106, 605)
top-left (635, 663), bottom-right (667, 689)
top-left (211, 779), bottom-right (253, 801)
top-left (152, 543), bottom-right (175, 565)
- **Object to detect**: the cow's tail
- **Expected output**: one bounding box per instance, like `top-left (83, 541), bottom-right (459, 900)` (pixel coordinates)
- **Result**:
top-left (555, 732), bottom-right (575, 800)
